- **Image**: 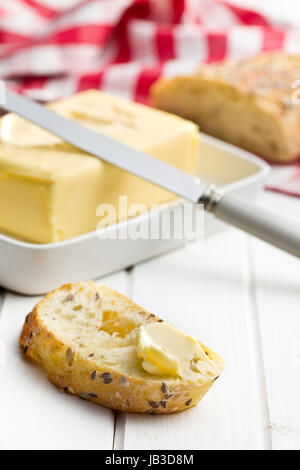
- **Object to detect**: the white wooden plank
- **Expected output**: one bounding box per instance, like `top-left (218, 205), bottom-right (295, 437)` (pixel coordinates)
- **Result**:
top-left (121, 230), bottom-right (266, 450)
top-left (250, 191), bottom-right (300, 450)
top-left (0, 271), bottom-right (128, 450)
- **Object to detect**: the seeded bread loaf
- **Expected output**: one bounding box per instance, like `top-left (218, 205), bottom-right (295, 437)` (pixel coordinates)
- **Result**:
top-left (151, 53), bottom-right (300, 163)
top-left (20, 281), bottom-right (224, 414)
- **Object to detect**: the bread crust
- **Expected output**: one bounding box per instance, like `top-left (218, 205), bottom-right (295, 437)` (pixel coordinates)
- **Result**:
top-left (20, 282), bottom-right (223, 414)
top-left (151, 53), bottom-right (300, 163)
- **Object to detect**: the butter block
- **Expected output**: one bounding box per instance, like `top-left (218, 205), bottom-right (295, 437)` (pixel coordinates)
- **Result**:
top-left (0, 90), bottom-right (199, 243)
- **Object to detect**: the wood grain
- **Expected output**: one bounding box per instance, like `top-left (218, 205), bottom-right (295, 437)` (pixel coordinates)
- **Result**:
top-left (250, 192), bottom-right (300, 450)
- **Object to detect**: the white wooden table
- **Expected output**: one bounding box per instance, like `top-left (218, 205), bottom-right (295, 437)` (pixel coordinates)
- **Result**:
top-left (1, 189), bottom-right (299, 450)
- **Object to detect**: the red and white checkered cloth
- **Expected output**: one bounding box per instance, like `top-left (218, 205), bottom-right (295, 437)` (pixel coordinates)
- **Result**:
top-left (1, 0), bottom-right (300, 197)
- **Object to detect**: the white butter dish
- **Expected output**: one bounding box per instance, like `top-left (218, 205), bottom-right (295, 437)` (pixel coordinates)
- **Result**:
top-left (0, 134), bottom-right (269, 295)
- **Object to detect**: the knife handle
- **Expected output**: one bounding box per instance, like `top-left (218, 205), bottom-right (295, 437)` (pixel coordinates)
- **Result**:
top-left (200, 185), bottom-right (300, 258)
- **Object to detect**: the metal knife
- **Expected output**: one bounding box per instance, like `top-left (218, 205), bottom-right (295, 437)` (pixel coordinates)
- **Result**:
top-left (2, 89), bottom-right (300, 258)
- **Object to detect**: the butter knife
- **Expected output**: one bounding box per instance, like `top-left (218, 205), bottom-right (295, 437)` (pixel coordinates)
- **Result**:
top-left (2, 89), bottom-right (300, 258)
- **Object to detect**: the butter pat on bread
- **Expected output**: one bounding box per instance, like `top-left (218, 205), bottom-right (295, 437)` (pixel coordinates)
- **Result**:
top-left (20, 281), bottom-right (225, 414)
top-left (137, 322), bottom-right (220, 380)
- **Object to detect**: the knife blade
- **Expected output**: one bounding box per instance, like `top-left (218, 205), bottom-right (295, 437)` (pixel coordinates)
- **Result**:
top-left (2, 89), bottom-right (300, 258)
top-left (3, 89), bottom-right (204, 203)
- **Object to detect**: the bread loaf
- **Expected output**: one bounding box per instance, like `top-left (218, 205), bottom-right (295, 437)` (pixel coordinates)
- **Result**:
top-left (151, 53), bottom-right (300, 162)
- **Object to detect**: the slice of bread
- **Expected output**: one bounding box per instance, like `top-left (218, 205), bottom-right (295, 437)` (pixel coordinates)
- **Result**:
top-left (20, 281), bottom-right (225, 414)
top-left (151, 53), bottom-right (300, 163)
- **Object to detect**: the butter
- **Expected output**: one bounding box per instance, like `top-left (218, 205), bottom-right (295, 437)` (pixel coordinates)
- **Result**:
top-left (1, 113), bottom-right (62, 147)
top-left (0, 90), bottom-right (199, 243)
top-left (137, 322), bottom-right (221, 381)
